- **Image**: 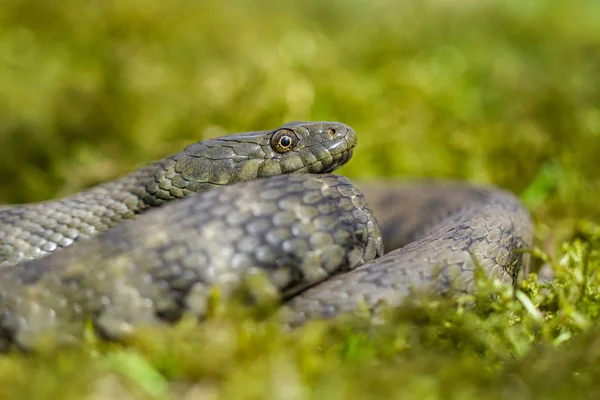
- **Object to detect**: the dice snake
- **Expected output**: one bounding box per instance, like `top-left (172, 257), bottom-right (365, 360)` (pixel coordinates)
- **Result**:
top-left (0, 121), bottom-right (534, 350)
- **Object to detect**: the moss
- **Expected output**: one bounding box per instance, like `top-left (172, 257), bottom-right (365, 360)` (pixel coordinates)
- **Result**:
top-left (1, 0), bottom-right (600, 398)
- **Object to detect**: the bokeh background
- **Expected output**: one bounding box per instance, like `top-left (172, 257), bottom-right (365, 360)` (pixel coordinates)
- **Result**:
top-left (2, 0), bottom-right (599, 228)
top-left (1, 0), bottom-right (600, 398)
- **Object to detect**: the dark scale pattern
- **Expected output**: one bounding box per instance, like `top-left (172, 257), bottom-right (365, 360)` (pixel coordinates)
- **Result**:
top-left (0, 174), bottom-right (382, 349)
top-left (284, 183), bottom-right (534, 325)
top-left (0, 121), bottom-right (356, 267)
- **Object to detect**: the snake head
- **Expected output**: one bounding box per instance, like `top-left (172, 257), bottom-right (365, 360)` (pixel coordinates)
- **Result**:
top-left (260, 121), bottom-right (357, 175)
top-left (166, 121), bottom-right (357, 196)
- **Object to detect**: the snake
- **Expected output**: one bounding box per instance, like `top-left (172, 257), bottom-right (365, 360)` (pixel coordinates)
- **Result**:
top-left (0, 121), bottom-right (534, 351)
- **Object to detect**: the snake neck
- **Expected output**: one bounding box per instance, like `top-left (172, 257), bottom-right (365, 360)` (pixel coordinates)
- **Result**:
top-left (72, 156), bottom-right (183, 215)
top-left (0, 159), bottom-right (163, 266)
top-left (0, 155), bottom-right (216, 267)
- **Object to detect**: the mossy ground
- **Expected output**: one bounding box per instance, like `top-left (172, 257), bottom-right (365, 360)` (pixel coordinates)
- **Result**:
top-left (1, 0), bottom-right (599, 398)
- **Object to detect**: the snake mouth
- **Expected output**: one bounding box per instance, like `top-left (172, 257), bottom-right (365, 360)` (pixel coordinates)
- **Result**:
top-left (321, 148), bottom-right (354, 173)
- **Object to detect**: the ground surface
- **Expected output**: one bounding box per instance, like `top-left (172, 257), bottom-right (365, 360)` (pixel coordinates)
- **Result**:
top-left (1, 0), bottom-right (600, 398)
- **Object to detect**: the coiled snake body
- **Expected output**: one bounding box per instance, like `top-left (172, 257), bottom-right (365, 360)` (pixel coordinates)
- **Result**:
top-left (0, 121), bottom-right (534, 350)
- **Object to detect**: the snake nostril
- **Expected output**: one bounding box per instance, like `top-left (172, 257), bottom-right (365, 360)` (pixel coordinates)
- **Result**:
top-left (327, 128), bottom-right (337, 137)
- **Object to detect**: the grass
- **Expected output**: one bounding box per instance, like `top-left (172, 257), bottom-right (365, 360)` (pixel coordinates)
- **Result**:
top-left (1, 0), bottom-right (600, 398)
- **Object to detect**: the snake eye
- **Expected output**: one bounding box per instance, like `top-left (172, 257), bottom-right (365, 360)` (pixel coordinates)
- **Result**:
top-left (270, 129), bottom-right (298, 153)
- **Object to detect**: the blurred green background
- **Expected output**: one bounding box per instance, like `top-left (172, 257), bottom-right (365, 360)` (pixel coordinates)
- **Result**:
top-left (2, 0), bottom-right (599, 228)
top-left (2, 0), bottom-right (600, 398)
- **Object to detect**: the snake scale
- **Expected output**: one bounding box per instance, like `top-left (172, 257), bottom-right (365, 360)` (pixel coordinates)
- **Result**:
top-left (0, 121), bottom-right (534, 350)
